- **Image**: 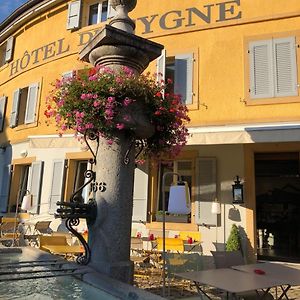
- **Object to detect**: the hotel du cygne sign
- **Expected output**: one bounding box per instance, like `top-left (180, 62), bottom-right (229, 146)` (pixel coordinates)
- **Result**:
top-left (8, 0), bottom-right (241, 77)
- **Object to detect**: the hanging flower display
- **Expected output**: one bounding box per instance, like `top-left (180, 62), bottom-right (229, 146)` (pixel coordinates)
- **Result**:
top-left (45, 65), bottom-right (190, 159)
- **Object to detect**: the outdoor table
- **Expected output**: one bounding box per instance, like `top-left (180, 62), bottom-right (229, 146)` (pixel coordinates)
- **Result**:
top-left (176, 268), bottom-right (286, 300)
top-left (231, 262), bottom-right (300, 299)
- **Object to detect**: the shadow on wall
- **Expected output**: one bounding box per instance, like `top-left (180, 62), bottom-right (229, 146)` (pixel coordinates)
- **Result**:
top-left (238, 225), bottom-right (255, 263)
top-left (228, 206), bottom-right (241, 222)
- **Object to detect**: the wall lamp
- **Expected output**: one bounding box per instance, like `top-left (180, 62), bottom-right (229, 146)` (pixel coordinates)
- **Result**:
top-left (232, 176), bottom-right (244, 204)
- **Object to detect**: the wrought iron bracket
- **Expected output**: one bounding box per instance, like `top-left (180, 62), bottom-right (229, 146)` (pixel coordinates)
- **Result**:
top-left (124, 139), bottom-right (145, 165)
top-left (56, 199), bottom-right (97, 265)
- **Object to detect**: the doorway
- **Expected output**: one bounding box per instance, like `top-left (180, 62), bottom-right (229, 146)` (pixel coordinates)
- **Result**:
top-left (255, 152), bottom-right (300, 262)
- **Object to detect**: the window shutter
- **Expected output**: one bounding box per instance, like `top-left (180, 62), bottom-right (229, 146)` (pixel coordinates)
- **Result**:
top-left (27, 161), bottom-right (44, 214)
top-left (249, 40), bottom-right (274, 99)
top-left (67, 0), bottom-right (81, 30)
top-left (175, 53), bottom-right (194, 105)
top-left (0, 96), bottom-right (7, 132)
top-left (0, 164), bottom-right (11, 213)
top-left (156, 49), bottom-right (166, 83)
top-left (5, 36), bottom-right (14, 62)
top-left (10, 89), bottom-right (20, 128)
top-left (108, 0), bottom-right (117, 18)
top-left (195, 157), bottom-right (217, 226)
top-left (25, 83), bottom-right (39, 124)
top-left (273, 37), bottom-right (298, 97)
top-left (132, 165), bottom-right (148, 222)
top-left (49, 160), bottom-right (66, 214)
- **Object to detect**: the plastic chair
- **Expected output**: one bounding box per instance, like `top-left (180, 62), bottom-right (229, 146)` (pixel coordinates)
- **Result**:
top-left (0, 217), bottom-right (20, 246)
top-left (165, 252), bottom-right (205, 296)
top-left (33, 221), bottom-right (52, 235)
top-left (211, 250), bottom-right (245, 268)
top-left (130, 237), bottom-right (148, 265)
top-left (26, 221), bottom-right (52, 247)
top-left (156, 237), bottom-right (184, 252)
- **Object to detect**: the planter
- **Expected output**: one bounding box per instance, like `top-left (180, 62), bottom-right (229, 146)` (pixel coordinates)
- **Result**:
top-left (156, 214), bottom-right (189, 223)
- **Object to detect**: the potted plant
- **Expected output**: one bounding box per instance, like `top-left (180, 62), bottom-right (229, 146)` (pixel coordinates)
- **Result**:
top-left (226, 224), bottom-right (241, 251)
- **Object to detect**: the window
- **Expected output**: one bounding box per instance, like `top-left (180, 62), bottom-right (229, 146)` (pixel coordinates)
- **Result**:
top-left (67, 0), bottom-right (116, 29)
top-left (62, 71), bottom-right (74, 79)
top-left (0, 96), bottom-right (7, 132)
top-left (0, 36), bottom-right (14, 67)
top-left (10, 83), bottom-right (39, 128)
top-left (87, 1), bottom-right (116, 26)
top-left (67, 0), bottom-right (81, 30)
top-left (155, 160), bottom-right (193, 223)
top-left (249, 36), bottom-right (298, 99)
top-left (73, 160), bottom-right (91, 203)
top-left (9, 161), bottom-right (44, 214)
top-left (157, 49), bottom-right (195, 105)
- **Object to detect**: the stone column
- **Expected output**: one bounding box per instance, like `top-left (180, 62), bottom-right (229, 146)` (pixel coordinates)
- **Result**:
top-left (79, 0), bottom-right (163, 283)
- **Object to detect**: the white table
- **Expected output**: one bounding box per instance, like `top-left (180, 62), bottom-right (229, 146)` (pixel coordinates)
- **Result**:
top-left (176, 268), bottom-right (286, 299)
top-left (232, 262), bottom-right (300, 299)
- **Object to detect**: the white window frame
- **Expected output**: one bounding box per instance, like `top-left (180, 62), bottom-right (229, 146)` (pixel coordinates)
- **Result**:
top-left (88, 0), bottom-right (116, 25)
top-left (156, 49), bottom-right (194, 105)
top-left (10, 82), bottom-right (40, 128)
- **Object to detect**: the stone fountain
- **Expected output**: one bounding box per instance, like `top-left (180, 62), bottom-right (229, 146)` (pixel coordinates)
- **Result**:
top-left (78, 0), bottom-right (163, 284)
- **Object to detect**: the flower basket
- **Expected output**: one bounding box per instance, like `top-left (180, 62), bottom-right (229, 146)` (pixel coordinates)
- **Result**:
top-left (45, 65), bottom-right (190, 160)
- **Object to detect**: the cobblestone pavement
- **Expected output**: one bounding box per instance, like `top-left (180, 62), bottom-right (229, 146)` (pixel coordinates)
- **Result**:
top-left (134, 263), bottom-right (300, 299)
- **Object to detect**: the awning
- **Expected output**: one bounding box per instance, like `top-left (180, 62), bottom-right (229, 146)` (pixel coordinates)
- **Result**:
top-left (187, 122), bottom-right (300, 145)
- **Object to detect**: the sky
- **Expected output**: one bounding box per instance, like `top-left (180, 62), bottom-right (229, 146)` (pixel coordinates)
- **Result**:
top-left (0, 0), bottom-right (28, 23)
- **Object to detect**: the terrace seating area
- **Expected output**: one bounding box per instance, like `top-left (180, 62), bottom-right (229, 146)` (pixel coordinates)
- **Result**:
top-left (1, 217), bottom-right (300, 299)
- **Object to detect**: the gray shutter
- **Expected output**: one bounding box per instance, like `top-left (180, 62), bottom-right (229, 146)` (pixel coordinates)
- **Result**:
top-left (174, 53), bottom-right (194, 105)
top-left (10, 89), bottom-right (20, 128)
top-left (132, 165), bottom-right (148, 222)
top-left (0, 164), bottom-right (11, 213)
top-left (0, 96), bottom-right (7, 132)
top-left (25, 83), bottom-right (39, 124)
top-left (195, 157), bottom-right (217, 226)
top-left (108, 0), bottom-right (117, 18)
top-left (27, 161), bottom-right (44, 214)
top-left (273, 37), bottom-right (298, 97)
top-left (49, 160), bottom-right (66, 214)
top-left (67, 0), bottom-right (81, 30)
top-left (5, 36), bottom-right (14, 62)
top-left (249, 39), bottom-right (274, 99)
top-left (156, 49), bottom-right (166, 83)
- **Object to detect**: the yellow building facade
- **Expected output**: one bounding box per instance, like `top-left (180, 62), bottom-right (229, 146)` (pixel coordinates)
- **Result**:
top-left (1, 0), bottom-right (300, 261)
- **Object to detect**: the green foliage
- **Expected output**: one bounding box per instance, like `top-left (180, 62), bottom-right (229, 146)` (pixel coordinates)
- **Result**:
top-left (226, 224), bottom-right (241, 251)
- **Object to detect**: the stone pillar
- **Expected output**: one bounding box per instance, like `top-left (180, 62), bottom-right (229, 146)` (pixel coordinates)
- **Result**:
top-left (79, 0), bottom-right (163, 284)
top-left (89, 134), bottom-right (135, 283)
